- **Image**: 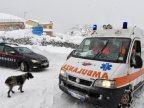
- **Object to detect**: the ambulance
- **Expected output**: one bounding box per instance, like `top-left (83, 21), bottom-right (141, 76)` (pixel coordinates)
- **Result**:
top-left (59, 23), bottom-right (144, 108)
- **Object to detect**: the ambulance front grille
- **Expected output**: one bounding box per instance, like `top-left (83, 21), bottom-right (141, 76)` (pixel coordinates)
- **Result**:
top-left (68, 75), bottom-right (92, 86)
top-left (67, 84), bottom-right (88, 94)
top-left (67, 84), bottom-right (100, 98)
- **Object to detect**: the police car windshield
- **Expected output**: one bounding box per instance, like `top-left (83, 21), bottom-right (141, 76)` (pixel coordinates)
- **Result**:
top-left (72, 37), bottom-right (131, 63)
top-left (15, 47), bottom-right (33, 54)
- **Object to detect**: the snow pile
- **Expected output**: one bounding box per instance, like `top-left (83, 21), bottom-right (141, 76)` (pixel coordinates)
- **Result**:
top-left (54, 33), bottom-right (84, 45)
top-left (0, 13), bottom-right (24, 22)
top-left (0, 29), bottom-right (36, 39)
top-left (0, 29), bottom-right (83, 48)
top-left (26, 45), bottom-right (73, 54)
top-left (66, 24), bottom-right (92, 36)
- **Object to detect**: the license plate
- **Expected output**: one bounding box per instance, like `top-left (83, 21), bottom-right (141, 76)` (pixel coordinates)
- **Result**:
top-left (69, 90), bottom-right (85, 101)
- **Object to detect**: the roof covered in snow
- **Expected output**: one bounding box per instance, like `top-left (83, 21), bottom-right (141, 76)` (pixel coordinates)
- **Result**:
top-left (0, 13), bottom-right (25, 22)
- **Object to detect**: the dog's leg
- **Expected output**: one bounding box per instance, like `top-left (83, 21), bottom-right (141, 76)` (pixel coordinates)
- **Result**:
top-left (10, 85), bottom-right (15, 93)
top-left (8, 86), bottom-right (13, 97)
top-left (19, 85), bottom-right (24, 93)
top-left (11, 90), bottom-right (15, 93)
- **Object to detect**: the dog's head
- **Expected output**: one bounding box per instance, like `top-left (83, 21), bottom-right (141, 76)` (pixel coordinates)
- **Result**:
top-left (25, 72), bottom-right (34, 80)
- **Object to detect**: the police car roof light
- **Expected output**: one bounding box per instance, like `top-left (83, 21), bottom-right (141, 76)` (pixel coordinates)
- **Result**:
top-left (123, 22), bottom-right (128, 29)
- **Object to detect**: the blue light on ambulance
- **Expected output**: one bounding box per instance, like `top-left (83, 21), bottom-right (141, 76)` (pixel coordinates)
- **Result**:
top-left (123, 22), bottom-right (128, 29)
top-left (93, 24), bottom-right (97, 30)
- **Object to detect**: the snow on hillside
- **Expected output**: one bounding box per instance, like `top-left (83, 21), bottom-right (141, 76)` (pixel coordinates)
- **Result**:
top-left (0, 13), bottom-right (24, 22)
top-left (65, 24), bottom-right (92, 36)
top-left (0, 29), bottom-right (84, 45)
top-left (54, 32), bottom-right (84, 45)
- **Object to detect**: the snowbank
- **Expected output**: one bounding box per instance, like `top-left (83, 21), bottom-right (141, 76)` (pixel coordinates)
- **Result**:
top-left (0, 29), bottom-right (84, 48)
top-left (0, 13), bottom-right (24, 22)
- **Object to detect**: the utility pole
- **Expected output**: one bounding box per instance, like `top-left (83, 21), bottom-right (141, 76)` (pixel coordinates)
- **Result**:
top-left (23, 12), bottom-right (27, 19)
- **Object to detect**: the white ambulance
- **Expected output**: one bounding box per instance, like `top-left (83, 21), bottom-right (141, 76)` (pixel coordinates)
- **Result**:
top-left (59, 23), bottom-right (144, 108)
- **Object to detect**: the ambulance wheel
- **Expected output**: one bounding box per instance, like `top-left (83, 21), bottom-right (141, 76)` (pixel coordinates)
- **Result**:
top-left (20, 62), bottom-right (29, 72)
top-left (118, 90), bottom-right (132, 108)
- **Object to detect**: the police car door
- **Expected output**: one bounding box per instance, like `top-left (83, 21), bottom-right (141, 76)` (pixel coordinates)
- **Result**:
top-left (3, 46), bottom-right (18, 68)
top-left (0, 44), bottom-right (6, 66)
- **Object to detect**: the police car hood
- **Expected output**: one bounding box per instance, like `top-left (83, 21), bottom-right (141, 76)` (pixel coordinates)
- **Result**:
top-left (22, 52), bottom-right (47, 61)
top-left (62, 57), bottom-right (125, 80)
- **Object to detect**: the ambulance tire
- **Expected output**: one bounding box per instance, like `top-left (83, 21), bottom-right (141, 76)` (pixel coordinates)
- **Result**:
top-left (117, 90), bottom-right (132, 108)
top-left (20, 62), bottom-right (29, 72)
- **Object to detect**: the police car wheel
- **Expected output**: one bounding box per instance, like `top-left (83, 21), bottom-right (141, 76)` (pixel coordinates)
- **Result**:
top-left (20, 62), bottom-right (28, 72)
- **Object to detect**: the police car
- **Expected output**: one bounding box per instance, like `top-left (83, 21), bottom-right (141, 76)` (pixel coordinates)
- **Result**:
top-left (0, 42), bottom-right (49, 71)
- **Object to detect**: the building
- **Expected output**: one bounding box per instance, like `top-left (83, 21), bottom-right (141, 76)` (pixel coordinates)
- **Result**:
top-left (26, 20), bottom-right (53, 36)
top-left (25, 20), bottom-right (39, 27)
top-left (0, 22), bottom-right (25, 31)
top-left (0, 13), bottom-right (25, 31)
top-left (40, 21), bottom-right (53, 36)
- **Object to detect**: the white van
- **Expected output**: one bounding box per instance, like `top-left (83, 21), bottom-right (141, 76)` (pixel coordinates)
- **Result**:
top-left (59, 24), bottom-right (144, 108)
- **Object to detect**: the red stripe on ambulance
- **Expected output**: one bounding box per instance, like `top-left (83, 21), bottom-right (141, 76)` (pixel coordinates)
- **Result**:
top-left (114, 69), bottom-right (144, 87)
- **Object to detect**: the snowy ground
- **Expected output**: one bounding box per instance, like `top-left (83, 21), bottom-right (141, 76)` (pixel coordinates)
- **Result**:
top-left (0, 45), bottom-right (144, 108)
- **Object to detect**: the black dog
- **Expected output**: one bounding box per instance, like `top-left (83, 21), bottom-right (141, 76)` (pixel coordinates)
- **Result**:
top-left (5, 72), bottom-right (34, 97)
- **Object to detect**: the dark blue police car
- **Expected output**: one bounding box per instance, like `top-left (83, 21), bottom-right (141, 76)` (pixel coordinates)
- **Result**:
top-left (0, 43), bottom-right (49, 71)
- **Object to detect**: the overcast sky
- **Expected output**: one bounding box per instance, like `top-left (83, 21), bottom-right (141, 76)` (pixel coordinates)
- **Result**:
top-left (0, 0), bottom-right (144, 32)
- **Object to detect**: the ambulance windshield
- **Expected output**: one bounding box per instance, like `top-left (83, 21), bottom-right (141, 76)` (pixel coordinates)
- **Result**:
top-left (72, 37), bottom-right (131, 63)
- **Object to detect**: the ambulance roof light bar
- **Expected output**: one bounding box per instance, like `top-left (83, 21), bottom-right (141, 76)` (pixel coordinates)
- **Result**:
top-left (103, 24), bottom-right (112, 29)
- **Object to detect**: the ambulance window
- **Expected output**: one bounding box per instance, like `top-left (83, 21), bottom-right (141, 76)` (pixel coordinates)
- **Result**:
top-left (133, 41), bottom-right (141, 56)
top-left (0, 45), bottom-right (4, 52)
top-left (4, 47), bottom-right (16, 54)
top-left (73, 37), bottom-right (131, 63)
top-left (82, 39), bottom-right (91, 52)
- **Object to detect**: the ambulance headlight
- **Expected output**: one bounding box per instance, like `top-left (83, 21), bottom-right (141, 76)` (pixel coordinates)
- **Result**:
top-left (60, 69), bottom-right (67, 78)
top-left (93, 79), bottom-right (115, 88)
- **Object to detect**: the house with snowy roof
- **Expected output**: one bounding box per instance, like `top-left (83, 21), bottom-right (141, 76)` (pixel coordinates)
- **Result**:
top-left (0, 13), bottom-right (25, 31)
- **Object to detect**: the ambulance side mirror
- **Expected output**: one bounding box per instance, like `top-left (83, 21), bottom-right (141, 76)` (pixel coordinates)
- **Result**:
top-left (67, 50), bottom-right (76, 60)
top-left (130, 55), bottom-right (143, 68)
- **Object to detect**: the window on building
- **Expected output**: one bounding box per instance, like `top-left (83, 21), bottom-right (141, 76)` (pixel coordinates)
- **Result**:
top-left (49, 26), bottom-right (52, 29)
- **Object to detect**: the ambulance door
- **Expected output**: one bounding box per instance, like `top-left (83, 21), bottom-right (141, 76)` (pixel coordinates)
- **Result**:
top-left (129, 40), bottom-right (142, 87)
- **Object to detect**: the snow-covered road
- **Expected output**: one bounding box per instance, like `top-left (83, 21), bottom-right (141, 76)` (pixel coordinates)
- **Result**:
top-left (0, 45), bottom-right (144, 108)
